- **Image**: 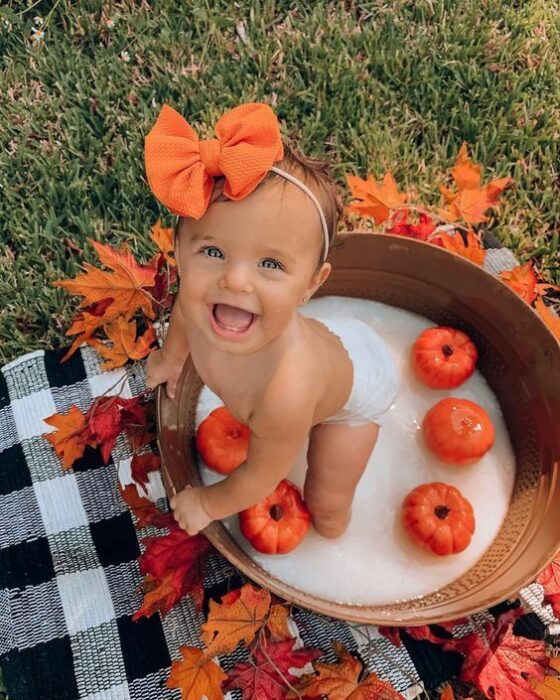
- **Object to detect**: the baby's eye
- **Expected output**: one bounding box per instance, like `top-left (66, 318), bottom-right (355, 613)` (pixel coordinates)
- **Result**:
top-left (260, 258), bottom-right (283, 271)
top-left (202, 246), bottom-right (224, 259)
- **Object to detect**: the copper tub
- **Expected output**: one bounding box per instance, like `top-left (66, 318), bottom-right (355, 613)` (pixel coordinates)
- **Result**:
top-left (156, 232), bottom-right (560, 625)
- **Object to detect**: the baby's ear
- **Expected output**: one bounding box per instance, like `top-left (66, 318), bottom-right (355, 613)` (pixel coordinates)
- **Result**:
top-left (313, 261), bottom-right (332, 290)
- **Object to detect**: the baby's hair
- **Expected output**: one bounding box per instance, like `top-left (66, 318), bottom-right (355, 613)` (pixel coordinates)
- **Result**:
top-left (173, 140), bottom-right (342, 271)
top-left (263, 141), bottom-right (342, 270)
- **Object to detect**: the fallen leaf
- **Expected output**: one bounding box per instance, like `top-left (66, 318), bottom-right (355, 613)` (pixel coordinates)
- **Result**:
top-left (118, 482), bottom-right (174, 529)
top-left (224, 637), bottom-right (323, 700)
top-left (499, 263), bottom-right (538, 304)
top-left (201, 583), bottom-right (271, 657)
top-left (537, 556), bottom-right (560, 596)
top-left (150, 219), bottom-right (176, 267)
top-left (291, 640), bottom-right (401, 699)
top-left (55, 240), bottom-right (157, 321)
top-left (439, 229), bottom-right (486, 266)
top-left (346, 172), bottom-right (408, 224)
top-left (90, 317), bottom-right (156, 369)
top-left (43, 404), bottom-right (91, 469)
top-left (167, 646), bottom-right (227, 700)
top-left (443, 612), bottom-right (547, 700)
top-left (266, 603), bottom-right (292, 641)
top-left (387, 209), bottom-right (437, 241)
top-left (131, 451), bottom-right (161, 488)
top-left (438, 143), bottom-right (513, 224)
top-left (87, 396), bottom-right (123, 464)
top-left (532, 657), bottom-right (560, 700)
top-left (535, 298), bottom-right (560, 342)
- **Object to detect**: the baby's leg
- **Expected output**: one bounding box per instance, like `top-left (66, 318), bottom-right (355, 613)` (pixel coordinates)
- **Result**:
top-left (304, 422), bottom-right (380, 539)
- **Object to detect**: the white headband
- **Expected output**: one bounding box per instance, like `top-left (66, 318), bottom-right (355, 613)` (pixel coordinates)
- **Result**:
top-left (271, 166), bottom-right (330, 261)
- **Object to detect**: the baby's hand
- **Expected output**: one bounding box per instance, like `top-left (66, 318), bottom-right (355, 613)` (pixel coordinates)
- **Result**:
top-left (170, 486), bottom-right (212, 535)
top-left (145, 348), bottom-right (185, 400)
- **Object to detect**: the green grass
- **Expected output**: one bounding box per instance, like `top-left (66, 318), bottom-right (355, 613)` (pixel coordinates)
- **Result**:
top-left (1, 1), bottom-right (559, 364)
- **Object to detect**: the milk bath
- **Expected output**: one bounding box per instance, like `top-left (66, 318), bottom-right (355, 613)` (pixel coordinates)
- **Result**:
top-left (195, 296), bottom-right (516, 606)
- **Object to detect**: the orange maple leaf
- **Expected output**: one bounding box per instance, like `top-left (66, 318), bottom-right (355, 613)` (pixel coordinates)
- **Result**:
top-left (266, 603), bottom-right (292, 641)
top-left (43, 404), bottom-right (91, 469)
top-left (166, 646), bottom-right (227, 700)
top-left (201, 583), bottom-right (271, 657)
top-left (291, 640), bottom-right (401, 699)
top-left (535, 298), bottom-right (560, 342)
top-left (90, 317), bottom-right (156, 369)
top-left (438, 143), bottom-right (513, 224)
top-left (133, 572), bottom-right (182, 621)
top-left (118, 482), bottom-right (174, 529)
top-left (55, 240), bottom-right (157, 321)
top-left (346, 172), bottom-right (408, 224)
top-left (499, 263), bottom-right (538, 304)
top-left (532, 656), bottom-right (560, 700)
top-left (150, 219), bottom-right (176, 267)
top-left (439, 229), bottom-right (486, 266)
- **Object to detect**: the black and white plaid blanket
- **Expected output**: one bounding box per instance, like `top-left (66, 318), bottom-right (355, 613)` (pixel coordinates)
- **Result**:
top-left (0, 248), bottom-right (558, 700)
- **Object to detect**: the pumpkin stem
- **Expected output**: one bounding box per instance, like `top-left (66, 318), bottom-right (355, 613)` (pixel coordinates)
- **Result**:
top-left (434, 505), bottom-right (451, 519)
top-left (270, 504), bottom-right (284, 521)
top-left (230, 429), bottom-right (240, 438)
top-left (442, 344), bottom-right (454, 357)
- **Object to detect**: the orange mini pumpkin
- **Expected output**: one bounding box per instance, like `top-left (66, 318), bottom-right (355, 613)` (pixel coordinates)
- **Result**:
top-left (402, 482), bottom-right (475, 555)
top-left (195, 406), bottom-right (250, 474)
top-left (239, 480), bottom-right (311, 555)
top-left (423, 397), bottom-right (495, 465)
top-left (411, 326), bottom-right (478, 389)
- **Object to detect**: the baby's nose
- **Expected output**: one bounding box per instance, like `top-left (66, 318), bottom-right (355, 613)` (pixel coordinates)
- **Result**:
top-left (219, 263), bottom-right (254, 294)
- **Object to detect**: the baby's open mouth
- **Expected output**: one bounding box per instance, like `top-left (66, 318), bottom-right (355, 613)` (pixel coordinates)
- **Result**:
top-left (212, 303), bottom-right (257, 332)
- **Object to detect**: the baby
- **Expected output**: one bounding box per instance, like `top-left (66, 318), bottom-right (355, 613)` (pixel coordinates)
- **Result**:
top-left (145, 103), bottom-right (398, 539)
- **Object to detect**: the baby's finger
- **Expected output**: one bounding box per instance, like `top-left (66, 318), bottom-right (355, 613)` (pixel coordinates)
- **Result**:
top-left (166, 381), bottom-right (176, 400)
top-left (170, 495), bottom-right (176, 509)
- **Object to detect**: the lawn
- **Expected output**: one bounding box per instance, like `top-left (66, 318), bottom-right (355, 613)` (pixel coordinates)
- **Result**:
top-left (0, 1), bottom-right (559, 696)
top-left (0, 0), bottom-right (559, 366)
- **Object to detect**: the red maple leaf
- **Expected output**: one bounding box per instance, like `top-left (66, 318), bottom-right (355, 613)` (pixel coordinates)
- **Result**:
top-left (135, 525), bottom-right (212, 618)
top-left (537, 556), bottom-right (560, 596)
top-left (223, 638), bottom-right (323, 700)
top-left (87, 397), bottom-right (123, 464)
top-left (387, 209), bottom-right (437, 241)
top-left (131, 451), bottom-right (161, 488)
top-left (443, 611), bottom-right (547, 699)
top-left (116, 395), bottom-right (155, 451)
top-left (118, 482), bottom-right (174, 529)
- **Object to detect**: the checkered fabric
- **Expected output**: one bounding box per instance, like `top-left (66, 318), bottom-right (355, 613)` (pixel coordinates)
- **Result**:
top-left (0, 247), bottom-right (558, 700)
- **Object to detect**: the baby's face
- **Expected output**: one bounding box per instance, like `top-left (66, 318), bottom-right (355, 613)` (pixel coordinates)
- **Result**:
top-left (176, 179), bottom-right (331, 355)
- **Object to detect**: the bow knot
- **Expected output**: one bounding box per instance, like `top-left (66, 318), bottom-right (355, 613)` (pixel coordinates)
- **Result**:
top-left (145, 103), bottom-right (283, 219)
top-left (198, 138), bottom-right (222, 177)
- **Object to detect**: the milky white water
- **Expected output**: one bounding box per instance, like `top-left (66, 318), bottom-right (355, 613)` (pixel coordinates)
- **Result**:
top-left (195, 296), bottom-right (516, 606)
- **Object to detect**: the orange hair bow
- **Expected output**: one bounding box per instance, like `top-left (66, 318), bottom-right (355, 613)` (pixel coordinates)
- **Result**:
top-left (144, 103), bottom-right (284, 219)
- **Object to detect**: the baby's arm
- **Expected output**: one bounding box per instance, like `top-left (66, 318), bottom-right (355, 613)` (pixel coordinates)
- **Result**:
top-left (171, 397), bottom-right (314, 534)
top-left (146, 299), bottom-right (190, 399)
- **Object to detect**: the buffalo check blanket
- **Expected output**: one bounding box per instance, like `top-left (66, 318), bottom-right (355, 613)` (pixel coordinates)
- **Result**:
top-left (0, 248), bottom-right (558, 700)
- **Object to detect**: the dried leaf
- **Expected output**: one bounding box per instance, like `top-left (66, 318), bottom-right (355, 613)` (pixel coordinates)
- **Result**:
top-left (499, 263), bottom-right (538, 304)
top-left (87, 396), bottom-right (123, 464)
top-left (55, 240), bottom-right (157, 321)
top-left (150, 219), bottom-right (176, 267)
top-left (131, 451), bottom-right (161, 488)
top-left (118, 482), bottom-right (174, 529)
top-left (535, 298), bottom-right (560, 342)
top-left (438, 143), bottom-right (513, 224)
top-left (266, 604), bottom-right (292, 641)
top-left (532, 657), bottom-right (560, 700)
top-left (135, 526), bottom-right (211, 617)
top-left (291, 640), bottom-right (401, 699)
top-left (43, 404), bottom-right (91, 469)
top-left (224, 638), bottom-right (322, 700)
top-left (387, 209), bottom-right (437, 241)
top-left (439, 230), bottom-right (486, 266)
top-left (346, 172), bottom-right (408, 224)
top-left (201, 583), bottom-right (271, 657)
top-left (443, 613), bottom-right (547, 700)
top-left (167, 646), bottom-right (227, 700)
top-left (537, 557), bottom-right (560, 596)
top-left (91, 317), bottom-right (156, 369)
